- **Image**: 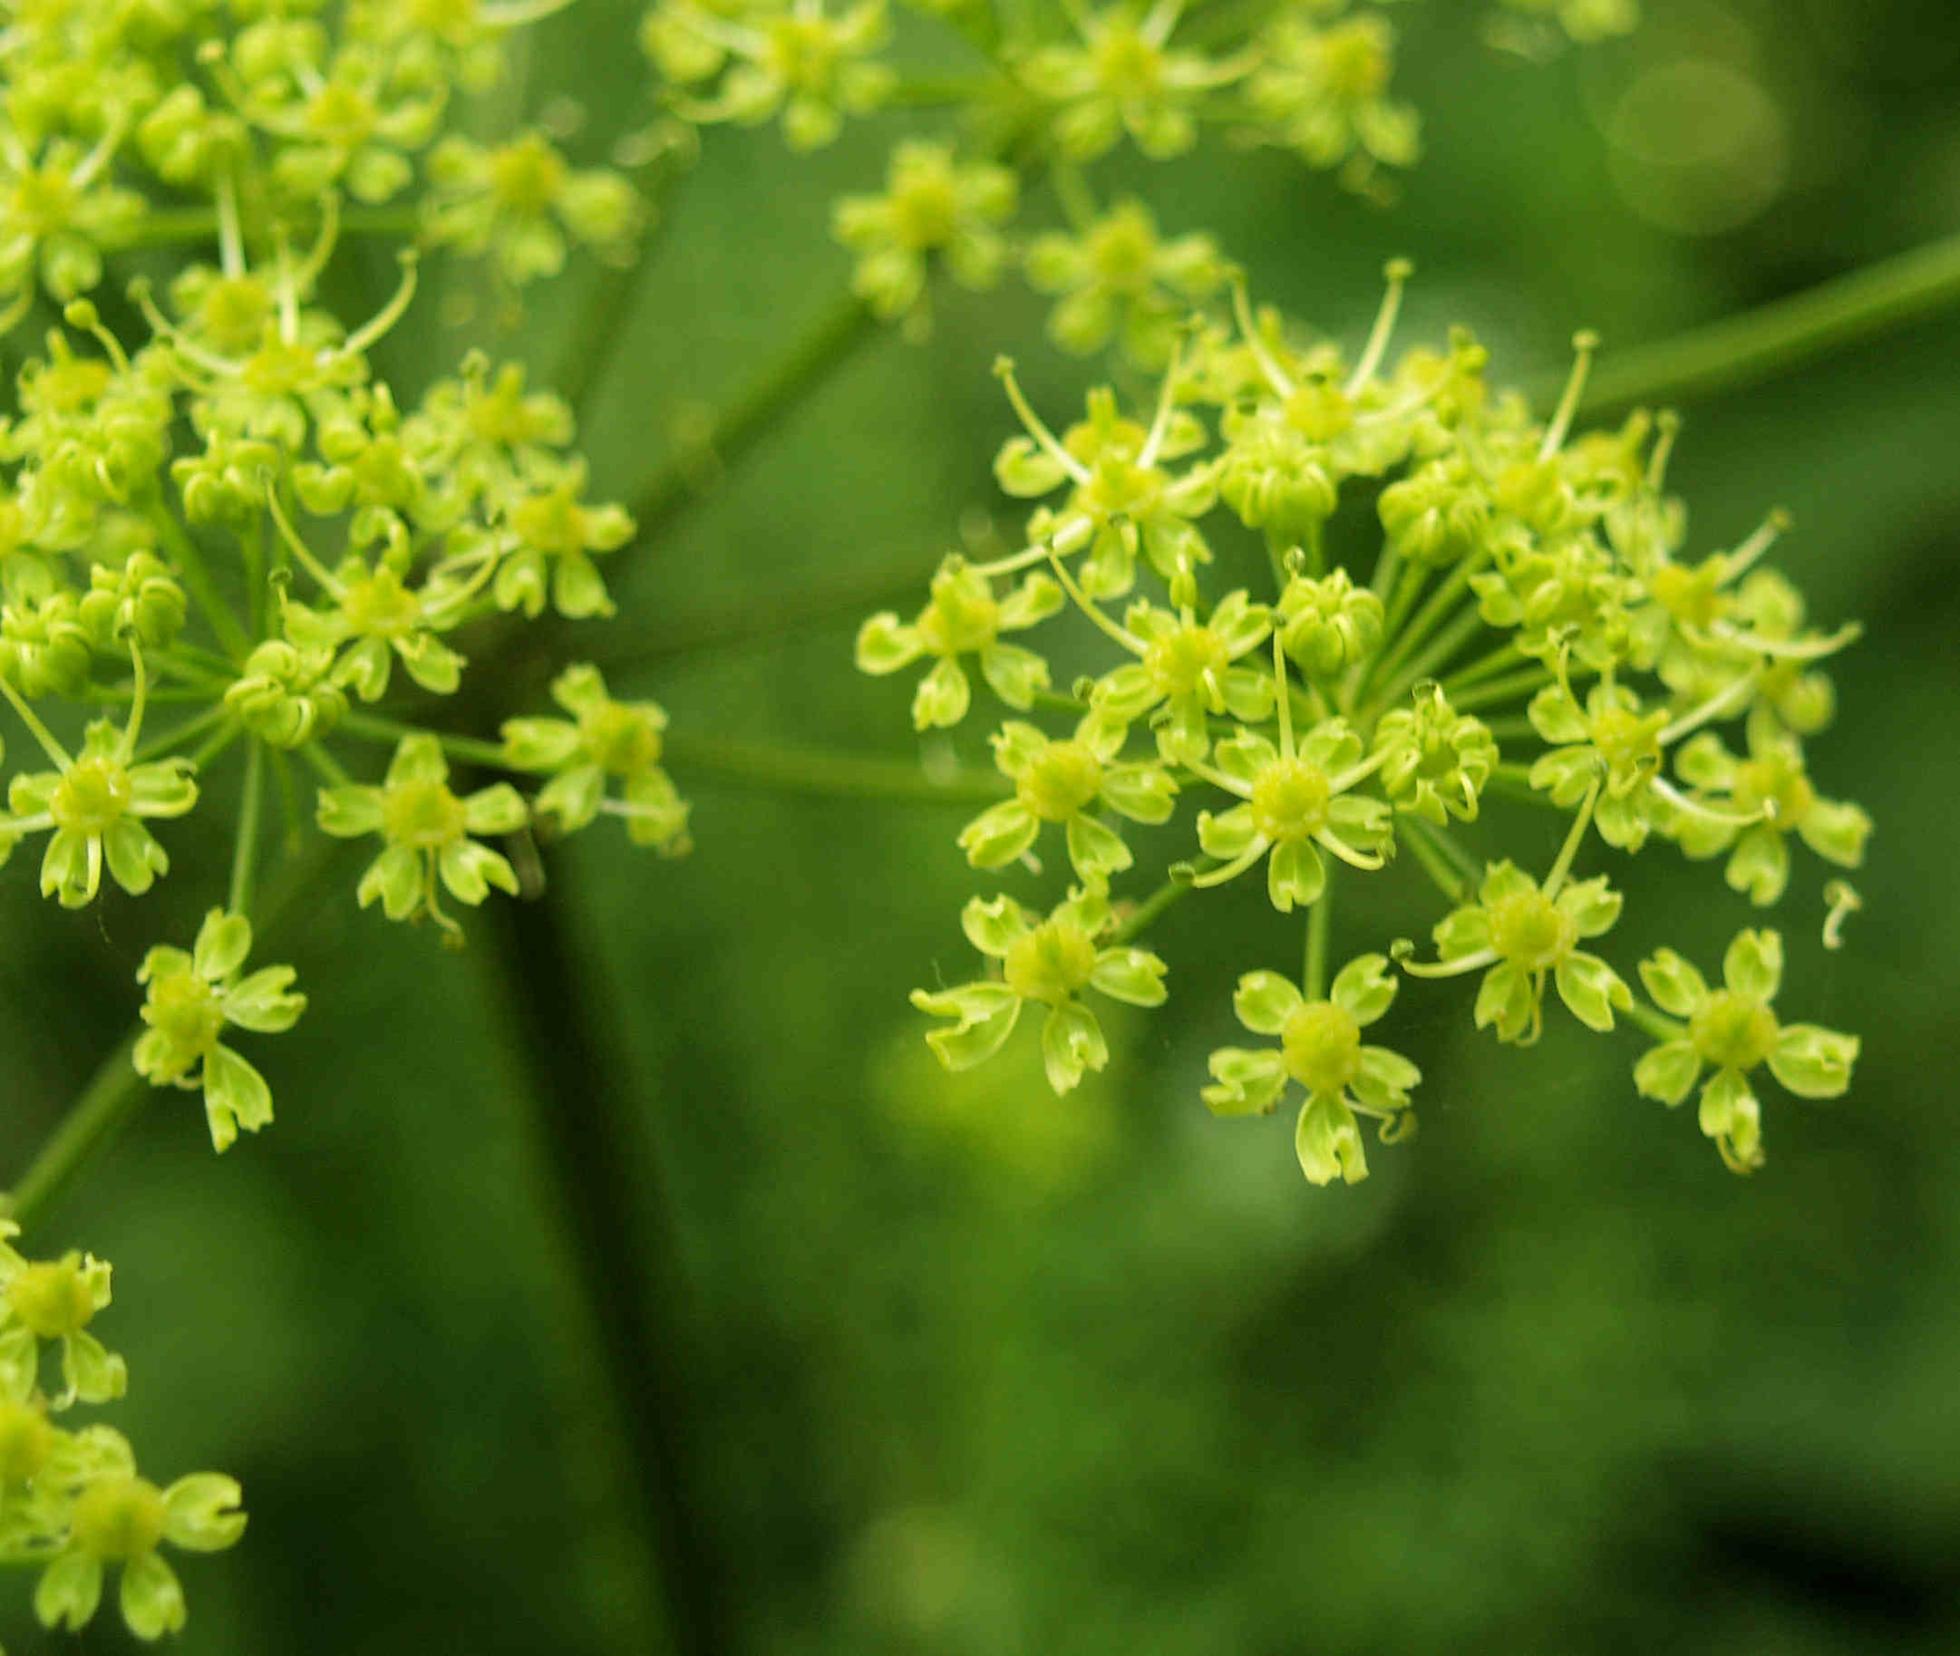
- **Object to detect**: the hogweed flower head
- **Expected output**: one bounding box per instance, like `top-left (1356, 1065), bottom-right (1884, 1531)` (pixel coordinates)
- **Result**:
top-left (872, 265), bottom-right (1864, 1187)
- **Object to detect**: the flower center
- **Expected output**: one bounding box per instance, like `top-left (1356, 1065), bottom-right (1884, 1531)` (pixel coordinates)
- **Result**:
top-left (243, 337), bottom-right (321, 396)
top-left (72, 1477), bottom-right (169, 1562)
top-left (195, 276), bottom-right (276, 354)
top-left (1081, 453), bottom-right (1163, 520)
top-left (1143, 624), bottom-right (1228, 697)
top-left (1250, 757), bottom-right (1332, 843)
top-left (5, 1259), bottom-right (96, 1339)
top-left (511, 488), bottom-right (586, 558)
top-left (1088, 212), bottom-right (1155, 291)
top-left (1017, 741), bottom-right (1102, 822)
top-left (488, 135), bottom-right (567, 214)
top-left (1733, 755), bottom-right (1813, 827)
top-left (1003, 919), bottom-right (1098, 1004)
top-left (890, 171), bottom-right (960, 250)
top-left (306, 81), bottom-right (380, 148)
top-left (1652, 561), bottom-right (1725, 630)
top-left (10, 167), bottom-right (77, 237)
top-left (1281, 1001), bottom-right (1362, 1095)
top-left (765, 16), bottom-right (842, 87)
top-left (1588, 706), bottom-right (1662, 775)
top-left (50, 756), bottom-right (132, 836)
top-left (1283, 382), bottom-right (1354, 443)
top-left (381, 778), bottom-right (467, 850)
top-left (341, 569), bottom-right (422, 639)
top-left (0, 1401), bottom-right (54, 1486)
top-left (1689, 989), bottom-right (1778, 1072)
top-left (1321, 23), bottom-right (1391, 98)
top-left (1092, 24), bottom-right (1165, 95)
top-left (147, 970), bottom-right (227, 1063)
top-left (1488, 889), bottom-right (1576, 971)
top-left (916, 575), bottom-right (999, 657)
top-left (30, 356), bottom-right (111, 413)
top-left (580, 702), bottom-right (662, 775)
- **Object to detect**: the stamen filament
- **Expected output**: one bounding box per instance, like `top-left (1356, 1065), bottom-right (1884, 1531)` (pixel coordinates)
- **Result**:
top-left (1230, 276), bottom-right (1294, 398)
top-left (1138, 335), bottom-right (1185, 470)
top-left (1347, 258), bottom-right (1413, 394)
top-left (1539, 329), bottom-right (1599, 459)
top-left (993, 358), bottom-right (1090, 486)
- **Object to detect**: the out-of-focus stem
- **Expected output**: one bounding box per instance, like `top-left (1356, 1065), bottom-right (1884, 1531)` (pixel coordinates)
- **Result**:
top-left (662, 731), bottom-right (1008, 806)
top-left (1573, 227), bottom-right (1960, 414)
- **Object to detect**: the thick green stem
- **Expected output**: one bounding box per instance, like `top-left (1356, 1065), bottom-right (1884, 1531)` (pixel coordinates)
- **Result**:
top-left (478, 872), bottom-right (725, 1656)
top-left (1574, 227), bottom-right (1960, 415)
top-left (661, 732), bottom-right (1007, 807)
top-left (2, 1034), bottom-right (144, 1227)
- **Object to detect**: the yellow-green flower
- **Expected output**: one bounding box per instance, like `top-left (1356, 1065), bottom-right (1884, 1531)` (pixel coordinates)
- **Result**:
top-left (0, 650), bottom-right (197, 908)
top-left (832, 141), bottom-right (1016, 325)
top-left (958, 715), bottom-right (1176, 883)
top-left (912, 888), bottom-right (1167, 1093)
top-left (32, 1430), bottom-right (245, 1642)
top-left (425, 131), bottom-right (642, 285)
top-left (134, 909), bottom-right (307, 1153)
top-left (1405, 858), bottom-right (1630, 1045)
top-left (856, 559), bottom-right (1061, 730)
top-left (1023, 199), bottom-right (1227, 365)
top-left (0, 1231), bottom-right (124, 1410)
top-left (1204, 955), bottom-right (1419, 1186)
top-left (1668, 723), bottom-right (1869, 905)
top-left (501, 664), bottom-right (691, 854)
top-left (316, 733), bottom-right (528, 934)
top-left (1633, 929), bottom-right (1858, 1173)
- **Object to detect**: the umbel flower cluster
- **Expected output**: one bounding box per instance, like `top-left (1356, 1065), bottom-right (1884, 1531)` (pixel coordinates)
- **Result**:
top-left (638, 0), bottom-right (1636, 348)
top-left (864, 266), bottom-right (1866, 1186)
top-left (0, 0), bottom-right (688, 1639)
top-left (0, 1223), bottom-right (245, 1640)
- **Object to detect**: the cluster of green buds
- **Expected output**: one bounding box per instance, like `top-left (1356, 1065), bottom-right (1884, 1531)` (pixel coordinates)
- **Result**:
top-left (0, 0), bottom-right (651, 312)
top-left (0, 1224), bottom-right (245, 1640)
top-left (637, 0), bottom-right (1635, 352)
top-left (0, 246), bottom-right (690, 1140)
top-left (865, 262), bottom-right (1863, 1186)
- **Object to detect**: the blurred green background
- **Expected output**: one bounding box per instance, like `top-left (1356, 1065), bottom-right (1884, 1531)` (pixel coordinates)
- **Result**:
top-left (6, 0), bottom-right (1960, 1649)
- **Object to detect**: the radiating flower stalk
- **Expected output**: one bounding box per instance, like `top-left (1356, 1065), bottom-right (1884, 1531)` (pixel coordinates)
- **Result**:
top-left (0, 0), bottom-right (694, 1639)
top-left (870, 265), bottom-right (1866, 1187)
